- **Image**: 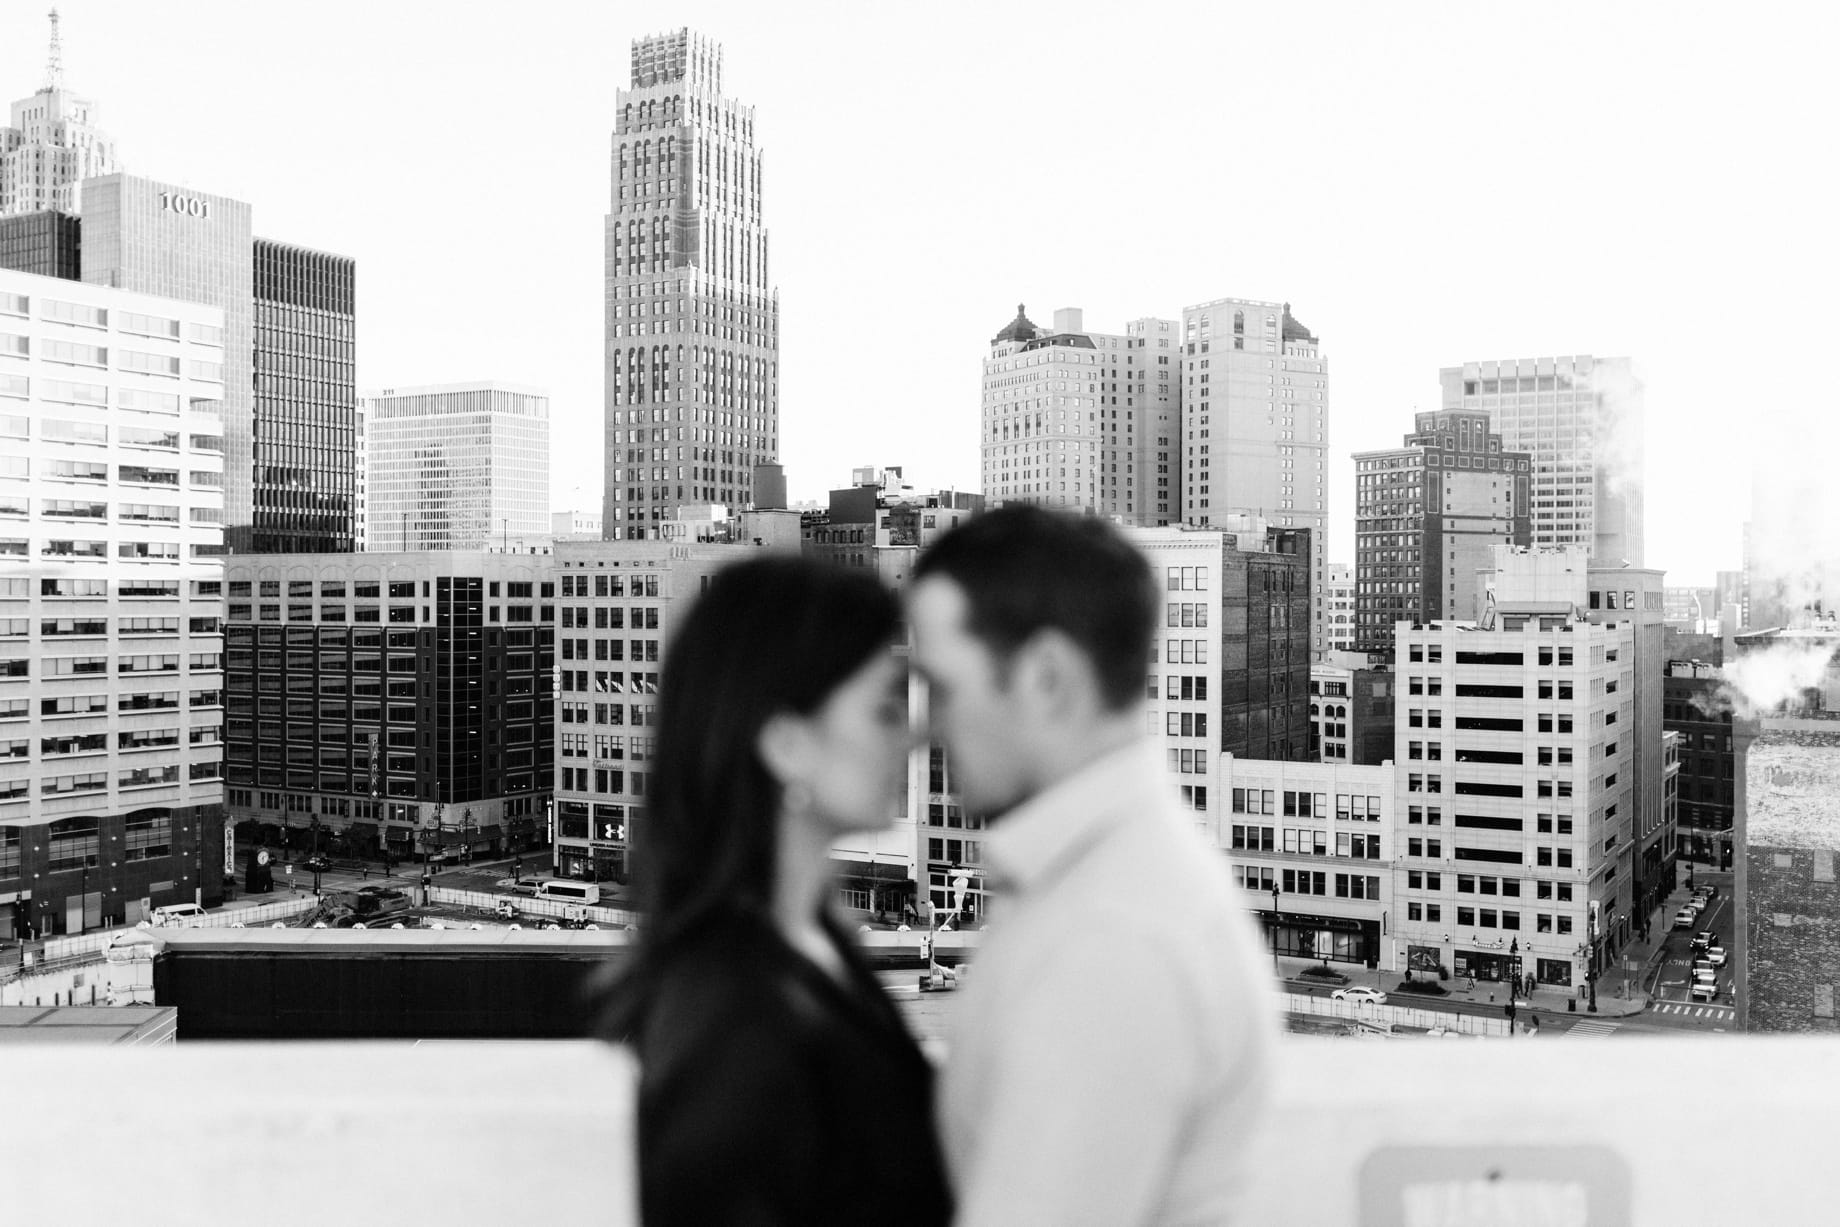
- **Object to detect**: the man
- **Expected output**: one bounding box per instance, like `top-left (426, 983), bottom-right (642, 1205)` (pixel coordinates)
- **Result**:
top-left (908, 505), bottom-right (1278, 1227)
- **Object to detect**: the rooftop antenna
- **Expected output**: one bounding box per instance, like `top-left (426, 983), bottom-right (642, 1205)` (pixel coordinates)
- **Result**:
top-left (45, 8), bottom-right (64, 91)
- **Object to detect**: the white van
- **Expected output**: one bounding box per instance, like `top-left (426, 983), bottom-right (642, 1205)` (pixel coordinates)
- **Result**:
top-left (533, 880), bottom-right (601, 906)
top-left (150, 903), bottom-right (210, 928)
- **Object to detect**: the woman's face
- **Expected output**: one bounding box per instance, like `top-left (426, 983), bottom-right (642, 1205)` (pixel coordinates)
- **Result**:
top-left (790, 648), bottom-right (914, 837)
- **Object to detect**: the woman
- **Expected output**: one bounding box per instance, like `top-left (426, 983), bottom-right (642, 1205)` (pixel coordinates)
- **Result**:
top-left (595, 555), bottom-right (952, 1227)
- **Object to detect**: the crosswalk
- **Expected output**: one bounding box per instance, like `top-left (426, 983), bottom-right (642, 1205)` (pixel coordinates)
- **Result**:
top-left (1651, 1001), bottom-right (1736, 1021)
top-left (1564, 1020), bottom-right (1622, 1038)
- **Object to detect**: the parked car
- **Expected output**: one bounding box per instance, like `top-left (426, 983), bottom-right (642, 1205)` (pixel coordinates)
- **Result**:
top-left (1695, 884), bottom-right (1720, 902)
top-left (1692, 930), bottom-right (1718, 952)
top-left (1706, 946), bottom-right (1728, 967)
top-left (1690, 979), bottom-right (1719, 1002)
top-left (1331, 986), bottom-right (1388, 1006)
top-left (1674, 907), bottom-right (1698, 929)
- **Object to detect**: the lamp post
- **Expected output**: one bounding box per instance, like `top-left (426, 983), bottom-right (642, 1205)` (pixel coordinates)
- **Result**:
top-left (1587, 908), bottom-right (1599, 1013)
top-left (1269, 883), bottom-right (1282, 975)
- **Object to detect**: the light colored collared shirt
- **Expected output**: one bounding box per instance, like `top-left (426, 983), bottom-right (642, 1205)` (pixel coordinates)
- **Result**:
top-left (939, 737), bottom-right (1278, 1227)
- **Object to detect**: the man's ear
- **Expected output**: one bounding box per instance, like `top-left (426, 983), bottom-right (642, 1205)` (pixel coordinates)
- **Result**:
top-left (1012, 628), bottom-right (1096, 722)
top-left (755, 711), bottom-right (810, 787)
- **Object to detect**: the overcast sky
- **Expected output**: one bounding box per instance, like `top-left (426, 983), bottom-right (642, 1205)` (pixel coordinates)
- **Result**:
top-left (9, 0), bottom-right (1834, 586)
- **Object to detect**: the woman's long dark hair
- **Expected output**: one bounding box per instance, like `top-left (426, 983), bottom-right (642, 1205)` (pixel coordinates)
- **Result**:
top-left (596, 554), bottom-right (901, 1037)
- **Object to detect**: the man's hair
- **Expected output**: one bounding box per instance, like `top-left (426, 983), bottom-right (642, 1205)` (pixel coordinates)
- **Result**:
top-left (913, 505), bottom-right (1156, 712)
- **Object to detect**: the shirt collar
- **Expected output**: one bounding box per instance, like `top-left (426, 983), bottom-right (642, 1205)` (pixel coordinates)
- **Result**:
top-left (984, 737), bottom-right (1164, 895)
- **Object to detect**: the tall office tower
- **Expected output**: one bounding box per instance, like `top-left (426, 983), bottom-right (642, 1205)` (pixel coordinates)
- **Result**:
top-left (1178, 299), bottom-right (1329, 659)
top-left (1390, 594), bottom-right (1637, 1005)
top-left (251, 240), bottom-right (356, 553)
top-left (0, 175), bottom-right (359, 554)
top-left (362, 383), bottom-right (550, 552)
top-left (1352, 410), bottom-right (1531, 657)
top-left (0, 12), bottom-right (120, 217)
top-left (603, 29), bottom-right (779, 541)
top-left (981, 306), bottom-right (1181, 526)
top-left (1439, 356), bottom-right (1644, 566)
top-left (221, 553), bottom-right (555, 866)
top-left (0, 269), bottom-right (229, 937)
top-left (1321, 563), bottom-right (1355, 654)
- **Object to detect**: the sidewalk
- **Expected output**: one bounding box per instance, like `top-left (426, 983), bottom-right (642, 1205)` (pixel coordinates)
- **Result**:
top-left (1272, 871), bottom-right (1725, 1023)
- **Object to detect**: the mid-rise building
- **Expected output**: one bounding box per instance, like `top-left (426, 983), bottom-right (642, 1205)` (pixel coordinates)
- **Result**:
top-left (1, 269), bottom-right (228, 937)
top-left (1666, 659), bottom-right (1734, 869)
top-left (1, 13), bottom-right (120, 217)
top-left (1178, 299), bottom-right (1329, 659)
top-left (603, 29), bottom-right (779, 539)
top-left (1353, 410), bottom-right (1531, 657)
top-left (1390, 599), bottom-right (1637, 1003)
top-left (1220, 757), bottom-right (1394, 970)
top-left (553, 519), bottom-right (798, 883)
top-left (981, 306), bottom-right (1181, 527)
top-left (1322, 562), bottom-right (1354, 653)
top-left (1310, 661), bottom-right (1396, 766)
top-left (1440, 356), bottom-right (1644, 565)
top-left (0, 174), bottom-right (359, 553)
top-left (353, 399), bottom-right (367, 551)
top-left (221, 553), bottom-right (555, 866)
top-left (362, 383), bottom-right (550, 552)
top-left (1485, 547), bottom-right (1672, 933)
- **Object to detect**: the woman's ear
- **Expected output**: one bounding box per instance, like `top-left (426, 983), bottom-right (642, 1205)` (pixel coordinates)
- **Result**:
top-left (755, 711), bottom-right (810, 789)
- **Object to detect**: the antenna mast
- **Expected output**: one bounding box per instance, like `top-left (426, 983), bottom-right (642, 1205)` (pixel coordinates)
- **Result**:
top-left (45, 8), bottom-right (65, 91)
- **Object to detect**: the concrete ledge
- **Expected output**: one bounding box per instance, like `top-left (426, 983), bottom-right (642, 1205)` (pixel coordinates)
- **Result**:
top-left (9, 1035), bottom-right (1840, 1224)
top-left (0, 1041), bottom-right (638, 1226)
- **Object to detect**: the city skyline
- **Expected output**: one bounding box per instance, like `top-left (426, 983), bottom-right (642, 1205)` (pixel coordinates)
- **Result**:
top-left (3, 3), bottom-right (1833, 584)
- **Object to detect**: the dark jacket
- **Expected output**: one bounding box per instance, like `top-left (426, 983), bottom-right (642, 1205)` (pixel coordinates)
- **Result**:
top-left (599, 909), bottom-right (952, 1227)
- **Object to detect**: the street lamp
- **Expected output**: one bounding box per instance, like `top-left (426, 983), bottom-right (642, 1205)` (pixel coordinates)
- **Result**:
top-left (1587, 909), bottom-right (1599, 1013)
top-left (1270, 883), bottom-right (1281, 975)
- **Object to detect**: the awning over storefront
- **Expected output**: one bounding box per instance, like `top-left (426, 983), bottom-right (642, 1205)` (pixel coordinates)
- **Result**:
top-left (830, 859), bottom-right (916, 892)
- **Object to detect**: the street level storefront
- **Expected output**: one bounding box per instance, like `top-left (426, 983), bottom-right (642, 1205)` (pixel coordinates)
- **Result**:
top-left (1254, 908), bottom-right (1378, 967)
top-left (832, 858), bottom-right (917, 923)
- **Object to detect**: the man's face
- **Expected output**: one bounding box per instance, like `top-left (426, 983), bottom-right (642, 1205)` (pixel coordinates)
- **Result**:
top-left (907, 576), bottom-right (1033, 817)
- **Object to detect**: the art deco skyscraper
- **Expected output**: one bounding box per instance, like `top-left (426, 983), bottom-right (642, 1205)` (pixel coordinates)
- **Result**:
top-left (603, 30), bottom-right (779, 541)
top-left (0, 11), bottom-right (120, 218)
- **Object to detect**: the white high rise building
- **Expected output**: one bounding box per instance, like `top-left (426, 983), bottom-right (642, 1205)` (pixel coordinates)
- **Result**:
top-left (0, 11), bottom-right (120, 218)
top-left (362, 383), bottom-right (550, 552)
top-left (981, 306), bottom-right (1181, 527)
top-left (603, 29), bottom-right (779, 540)
top-left (1, 268), bottom-right (228, 932)
top-left (1179, 298), bottom-right (1330, 659)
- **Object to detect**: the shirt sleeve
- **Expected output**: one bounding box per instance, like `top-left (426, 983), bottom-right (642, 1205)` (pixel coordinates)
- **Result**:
top-left (639, 1000), bottom-right (828, 1227)
top-left (949, 935), bottom-right (1224, 1227)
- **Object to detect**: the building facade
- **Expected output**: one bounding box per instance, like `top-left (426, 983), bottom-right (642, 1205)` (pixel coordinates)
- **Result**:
top-left (553, 525), bottom-right (797, 883)
top-left (362, 383), bottom-right (550, 552)
top-left (1439, 356), bottom-right (1644, 565)
top-left (1178, 299), bottom-right (1329, 659)
top-left (1322, 562), bottom-right (1354, 653)
top-left (1390, 606), bottom-right (1637, 1000)
top-left (1, 14), bottom-right (120, 217)
top-left (603, 29), bottom-right (779, 539)
top-left (1220, 757), bottom-right (1394, 969)
top-left (1, 269), bottom-right (229, 937)
top-left (251, 240), bottom-right (357, 554)
top-left (0, 210), bottom-right (81, 280)
top-left (221, 553), bottom-right (555, 867)
top-left (1310, 662), bottom-right (1396, 767)
top-left (980, 306), bottom-right (1181, 527)
top-left (1665, 659), bottom-right (1735, 868)
top-left (1353, 410), bottom-right (1531, 657)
